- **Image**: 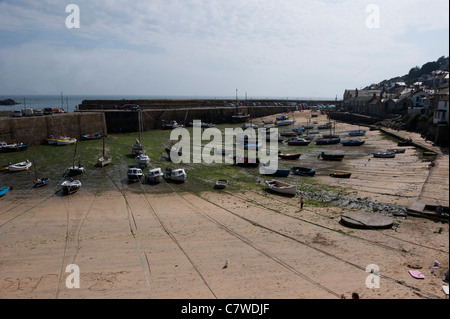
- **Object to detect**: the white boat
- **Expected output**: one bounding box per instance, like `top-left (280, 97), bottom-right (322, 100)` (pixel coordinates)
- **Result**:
top-left (275, 120), bottom-right (295, 126)
top-left (127, 167), bottom-right (144, 182)
top-left (214, 180), bottom-right (228, 189)
top-left (165, 167), bottom-right (187, 182)
top-left (9, 160), bottom-right (32, 172)
top-left (135, 154), bottom-right (150, 165)
top-left (146, 168), bottom-right (163, 183)
top-left (61, 178), bottom-right (81, 195)
top-left (264, 180), bottom-right (297, 195)
top-left (56, 137), bottom-right (77, 146)
top-left (372, 151), bottom-right (395, 158)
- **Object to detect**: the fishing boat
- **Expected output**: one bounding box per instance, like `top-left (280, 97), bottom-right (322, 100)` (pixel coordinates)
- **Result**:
top-left (82, 132), bottom-right (102, 140)
top-left (127, 167), bottom-right (144, 182)
top-left (98, 137), bottom-right (112, 167)
top-left (291, 167), bottom-right (316, 177)
top-left (386, 148), bottom-right (406, 154)
top-left (135, 154), bottom-right (150, 165)
top-left (145, 168), bottom-right (163, 183)
top-left (287, 137), bottom-right (311, 146)
top-left (264, 180), bottom-right (297, 195)
top-left (341, 139), bottom-right (365, 146)
top-left (330, 172), bottom-right (351, 178)
top-left (33, 177), bottom-right (50, 188)
top-left (320, 152), bottom-right (344, 161)
top-left (214, 180), bottom-right (228, 189)
top-left (61, 178), bottom-right (81, 195)
top-left (165, 167), bottom-right (187, 182)
top-left (9, 160), bottom-right (32, 172)
top-left (0, 142), bottom-right (29, 152)
top-left (397, 138), bottom-right (413, 146)
top-left (348, 130), bottom-right (366, 136)
top-left (372, 151), bottom-right (395, 158)
top-left (260, 165), bottom-right (291, 177)
top-left (279, 131), bottom-right (297, 137)
top-left (0, 186), bottom-right (10, 197)
top-left (315, 137), bottom-right (341, 145)
top-left (278, 152), bottom-right (301, 160)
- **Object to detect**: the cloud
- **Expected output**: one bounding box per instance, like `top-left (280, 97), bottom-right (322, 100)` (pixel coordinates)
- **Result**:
top-left (0, 0), bottom-right (448, 97)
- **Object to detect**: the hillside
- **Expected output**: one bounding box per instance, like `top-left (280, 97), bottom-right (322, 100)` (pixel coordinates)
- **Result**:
top-left (364, 56), bottom-right (449, 89)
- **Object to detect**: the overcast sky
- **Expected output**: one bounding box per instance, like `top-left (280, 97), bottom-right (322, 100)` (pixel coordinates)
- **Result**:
top-left (0, 0), bottom-right (448, 98)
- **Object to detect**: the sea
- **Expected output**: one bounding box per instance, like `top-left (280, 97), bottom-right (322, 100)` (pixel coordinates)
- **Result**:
top-left (0, 94), bottom-right (335, 113)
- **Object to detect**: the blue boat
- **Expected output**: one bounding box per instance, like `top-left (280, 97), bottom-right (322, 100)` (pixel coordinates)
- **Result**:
top-left (291, 167), bottom-right (316, 177)
top-left (348, 130), bottom-right (366, 136)
top-left (0, 186), bottom-right (10, 197)
top-left (33, 177), bottom-right (50, 188)
top-left (316, 138), bottom-right (341, 145)
top-left (261, 165), bottom-right (291, 177)
top-left (341, 139), bottom-right (365, 146)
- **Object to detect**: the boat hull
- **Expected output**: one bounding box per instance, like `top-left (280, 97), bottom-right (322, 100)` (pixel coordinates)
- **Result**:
top-left (265, 180), bottom-right (297, 195)
top-left (291, 167), bottom-right (316, 177)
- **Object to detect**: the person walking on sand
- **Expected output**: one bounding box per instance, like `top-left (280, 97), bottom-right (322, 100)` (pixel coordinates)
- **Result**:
top-left (300, 196), bottom-right (304, 211)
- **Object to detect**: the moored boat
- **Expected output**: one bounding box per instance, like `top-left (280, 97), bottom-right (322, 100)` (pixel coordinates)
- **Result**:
top-left (82, 132), bottom-right (102, 140)
top-left (264, 180), bottom-right (297, 195)
top-left (214, 180), bottom-right (228, 189)
top-left (146, 168), bottom-right (163, 183)
top-left (260, 165), bottom-right (291, 177)
top-left (348, 130), bottom-right (366, 136)
top-left (287, 137), bottom-right (311, 146)
top-left (127, 167), bottom-right (144, 182)
top-left (330, 172), bottom-right (351, 178)
top-left (135, 154), bottom-right (150, 165)
top-left (61, 178), bottom-right (81, 195)
top-left (56, 137), bottom-right (77, 146)
top-left (341, 139), bottom-right (365, 146)
top-left (315, 137), bottom-right (341, 145)
top-left (232, 155), bottom-right (260, 166)
top-left (33, 177), bottom-right (50, 188)
top-left (372, 151), bottom-right (395, 158)
top-left (165, 167), bottom-right (187, 182)
top-left (9, 160), bottom-right (32, 172)
top-left (0, 186), bottom-right (10, 197)
top-left (278, 152), bottom-right (301, 160)
top-left (291, 167), bottom-right (316, 177)
top-left (0, 142), bottom-right (29, 152)
top-left (397, 138), bottom-right (413, 146)
top-left (320, 152), bottom-right (344, 161)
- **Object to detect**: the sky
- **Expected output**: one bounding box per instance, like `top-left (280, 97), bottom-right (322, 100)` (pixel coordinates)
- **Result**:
top-left (0, 0), bottom-right (448, 99)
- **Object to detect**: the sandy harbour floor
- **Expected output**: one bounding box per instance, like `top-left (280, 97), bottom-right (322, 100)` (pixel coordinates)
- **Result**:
top-left (0, 111), bottom-right (448, 300)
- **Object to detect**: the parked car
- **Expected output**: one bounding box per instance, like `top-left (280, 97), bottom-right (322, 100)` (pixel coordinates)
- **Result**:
top-left (34, 109), bottom-right (44, 116)
top-left (13, 110), bottom-right (22, 117)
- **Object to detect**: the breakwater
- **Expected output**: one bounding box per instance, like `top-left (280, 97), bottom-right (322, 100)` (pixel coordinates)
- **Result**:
top-left (0, 112), bottom-right (107, 145)
top-left (78, 105), bottom-right (300, 133)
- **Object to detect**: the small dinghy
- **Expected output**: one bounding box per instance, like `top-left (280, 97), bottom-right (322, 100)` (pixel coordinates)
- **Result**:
top-left (372, 151), bottom-right (395, 158)
top-left (33, 177), bottom-right (50, 188)
top-left (214, 180), bottom-right (228, 189)
top-left (61, 178), bottom-right (81, 195)
top-left (330, 172), bottom-right (351, 178)
top-left (278, 152), bottom-right (301, 160)
top-left (0, 186), bottom-right (10, 197)
top-left (320, 152), bottom-right (344, 161)
top-left (9, 160), bottom-right (32, 172)
top-left (264, 180), bottom-right (297, 195)
top-left (291, 167), bottom-right (316, 177)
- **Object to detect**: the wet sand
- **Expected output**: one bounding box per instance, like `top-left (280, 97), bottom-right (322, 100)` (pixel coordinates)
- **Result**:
top-left (0, 110), bottom-right (448, 299)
